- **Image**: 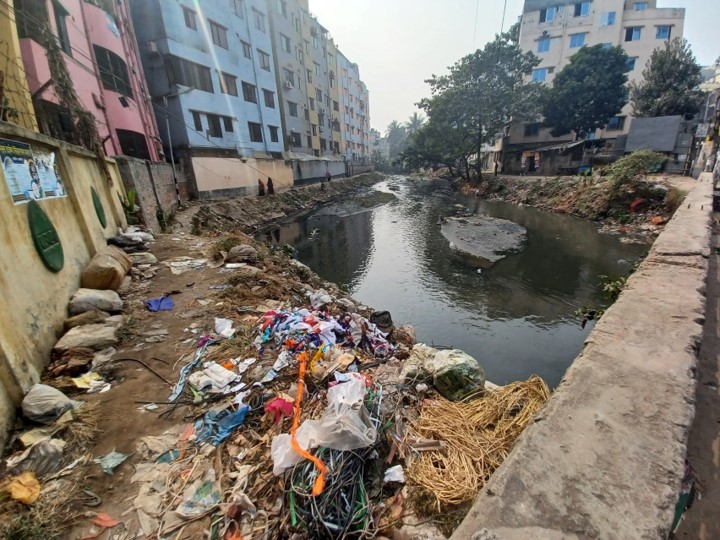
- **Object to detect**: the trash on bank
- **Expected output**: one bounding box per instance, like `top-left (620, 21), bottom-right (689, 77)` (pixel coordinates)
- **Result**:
top-left (145, 296), bottom-right (175, 312)
top-left (194, 404), bottom-right (250, 446)
top-left (4, 471), bottom-right (41, 504)
top-left (383, 465), bottom-right (405, 484)
top-left (176, 469), bottom-right (222, 519)
top-left (93, 450), bottom-right (132, 474)
top-left (22, 384), bottom-right (78, 424)
top-left (6, 437), bottom-right (66, 478)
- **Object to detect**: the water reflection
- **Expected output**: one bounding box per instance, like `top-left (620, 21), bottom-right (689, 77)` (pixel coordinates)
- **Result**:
top-left (267, 177), bottom-right (647, 387)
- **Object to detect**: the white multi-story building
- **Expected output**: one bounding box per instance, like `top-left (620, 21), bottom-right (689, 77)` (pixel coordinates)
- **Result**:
top-left (508, 0), bottom-right (685, 151)
top-left (338, 51), bottom-right (370, 163)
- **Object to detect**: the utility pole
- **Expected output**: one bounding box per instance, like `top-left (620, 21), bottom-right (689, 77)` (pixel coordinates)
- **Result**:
top-left (155, 87), bottom-right (194, 205)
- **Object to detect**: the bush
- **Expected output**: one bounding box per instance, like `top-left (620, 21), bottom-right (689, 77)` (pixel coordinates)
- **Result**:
top-left (605, 150), bottom-right (667, 188)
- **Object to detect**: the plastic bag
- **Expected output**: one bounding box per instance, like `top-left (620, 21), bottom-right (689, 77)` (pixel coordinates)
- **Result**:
top-left (7, 437), bottom-right (66, 477)
top-left (22, 384), bottom-right (77, 424)
top-left (214, 318), bottom-right (235, 338)
top-left (309, 289), bottom-right (333, 309)
top-left (176, 469), bottom-right (221, 519)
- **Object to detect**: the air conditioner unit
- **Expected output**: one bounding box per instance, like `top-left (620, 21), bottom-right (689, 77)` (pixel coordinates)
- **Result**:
top-left (285, 81), bottom-right (293, 89)
top-left (321, 107), bottom-right (327, 114)
top-left (147, 41), bottom-right (159, 55)
top-left (319, 126), bottom-right (324, 132)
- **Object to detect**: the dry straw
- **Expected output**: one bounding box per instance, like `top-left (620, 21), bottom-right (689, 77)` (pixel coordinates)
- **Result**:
top-left (407, 376), bottom-right (550, 509)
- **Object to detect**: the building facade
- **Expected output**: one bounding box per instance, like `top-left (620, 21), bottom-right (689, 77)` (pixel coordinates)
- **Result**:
top-left (507, 0), bottom-right (686, 161)
top-left (16, 0), bottom-right (162, 160)
top-left (338, 51), bottom-right (370, 162)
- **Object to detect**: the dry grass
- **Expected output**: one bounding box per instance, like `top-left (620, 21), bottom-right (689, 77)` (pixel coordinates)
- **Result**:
top-left (407, 376), bottom-right (549, 511)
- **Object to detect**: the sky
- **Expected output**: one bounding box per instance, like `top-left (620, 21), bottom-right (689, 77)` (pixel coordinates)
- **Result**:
top-left (310, 0), bottom-right (719, 133)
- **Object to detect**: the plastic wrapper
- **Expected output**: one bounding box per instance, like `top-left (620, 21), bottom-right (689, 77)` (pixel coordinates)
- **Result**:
top-left (21, 384), bottom-right (78, 424)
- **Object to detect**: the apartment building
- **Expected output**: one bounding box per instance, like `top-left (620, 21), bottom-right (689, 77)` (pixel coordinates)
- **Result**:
top-left (129, 0), bottom-right (290, 196)
top-left (338, 51), bottom-right (370, 162)
top-left (16, 0), bottom-right (161, 160)
top-left (505, 0), bottom-right (686, 168)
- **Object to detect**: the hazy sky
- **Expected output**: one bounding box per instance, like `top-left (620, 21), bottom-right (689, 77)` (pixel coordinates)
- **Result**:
top-left (310, 0), bottom-right (719, 133)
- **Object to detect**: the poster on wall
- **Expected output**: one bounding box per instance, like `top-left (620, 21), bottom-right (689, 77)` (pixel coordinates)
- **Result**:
top-left (0, 138), bottom-right (66, 204)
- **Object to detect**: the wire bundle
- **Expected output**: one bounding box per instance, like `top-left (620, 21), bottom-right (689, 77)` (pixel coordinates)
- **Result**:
top-left (407, 376), bottom-right (550, 508)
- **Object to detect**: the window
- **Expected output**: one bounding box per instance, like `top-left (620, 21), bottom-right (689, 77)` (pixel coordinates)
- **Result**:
top-left (574, 2), bottom-right (590, 17)
top-left (293, 15), bottom-right (301, 33)
top-left (207, 114), bottom-right (222, 137)
top-left (220, 72), bottom-right (238, 96)
top-left (532, 67), bottom-right (549, 82)
top-left (524, 123), bottom-right (541, 136)
top-left (290, 131), bottom-right (301, 147)
top-left (209, 21), bottom-right (228, 49)
top-left (223, 116), bottom-right (233, 132)
top-left (166, 55), bottom-right (213, 92)
top-left (242, 81), bottom-right (257, 103)
top-left (296, 47), bottom-right (304, 62)
top-left (634, 2), bottom-right (648, 10)
top-left (248, 122), bottom-right (263, 142)
top-left (539, 6), bottom-right (556, 23)
top-left (283, 69), bottom-right (295, 85)
top-left (52, 0), bottom-right (72, 56)
top-left (191, 110), bottom-right (202, 131)
top-left (314, 62), bottom-right (320, 76)
top-left (304, 108), bottom-right (310, 120)
top-left (233, 0), bottom-right (244, 17)
top-left (627, 57), bottom-right (637, 70)
top-left (94, 45), bottom-right (133, 97)
top-left (276, 0), bottom-right (287, 17)
top-left (316, 89), bottom-right (322, 103)
top-left (601, 42), bottom-right (613, 49)
top-left (253, 9), bottom-right (265, 32)
top-left (306, 69), bottom-right (312, 83)
top-left (312, 35), bottom-right (319, 49)
top-left (625, 27), bottom-right (642, 41)
top-left (307, 135), bottom-right (312, 147)
top-left (309, 97), bottom-right (315, 110)
top-left (311, 124), bottom-right (317, 136)
top-left (288, 101), bottom-right (298, 116)
top-left (237, 41), bottom-right (250, 59)
top-left (656, 25), bottom-right (672, 39)
top-left (537, 37), bottom-right (550, 53)
top-left (183, 7), bottom-right (197, 30)
top-left (600, 11), bottom-right (616, 26)
top-left (280, 34), bottom-right (291, 53)
top-left (607, 116), bottom-right (625, 131)
top-left (333, 100), bottom-right (339, 112)
top-left (263, 89), bottom-right (275, 108)
top-left (116, 129), bottom-right (151, 160)
top-left (258, 50), bottom-right (271, 71)
top-left (569, 33), bottom-right (586, 48)
top-left (305, 40), bottom-right (310, 53)
top-left (269, 125), bottom-right (279, 142)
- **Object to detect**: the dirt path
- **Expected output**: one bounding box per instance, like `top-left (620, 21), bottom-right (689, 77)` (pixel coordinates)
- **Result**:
top-left (675, 218), bottom-right (720, 539)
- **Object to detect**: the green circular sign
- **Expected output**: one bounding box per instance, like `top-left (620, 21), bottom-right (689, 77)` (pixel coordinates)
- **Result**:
top-left (91, 186), bottom-right (107, 228)
top-left (28, 200), bottom-right (64, 273)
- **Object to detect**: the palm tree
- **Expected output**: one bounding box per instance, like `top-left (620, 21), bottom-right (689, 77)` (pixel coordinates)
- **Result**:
top-left (386, 120), bottom-right (407, 159)
top-left (404, 112), bottom-right (426, 137)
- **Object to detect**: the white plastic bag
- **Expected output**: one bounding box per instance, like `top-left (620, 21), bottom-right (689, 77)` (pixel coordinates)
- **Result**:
top-left (22, 384), bottom-right (77, 424)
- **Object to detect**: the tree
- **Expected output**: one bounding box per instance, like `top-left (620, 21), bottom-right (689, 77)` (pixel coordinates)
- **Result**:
top-left (630, 38), bottom-right (703, 118)
top-left (542, 45), bottom-right (629, 139)
top-left (386, 120), bottom-right (407, 160)
top-left (404, 27), bottom-right (542, 179)
top-left (405, 113), bottom-right (426, 137)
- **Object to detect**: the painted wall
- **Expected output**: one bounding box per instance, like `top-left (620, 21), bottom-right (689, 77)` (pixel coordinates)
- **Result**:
top-left (18, 0), bottom-right (160, 160)
top-left (292, 158), bottom-right (346, 183)
top-left (191, 156), bottom-right (293, 198)
top-left (0, 123), bottom-right (127, 449)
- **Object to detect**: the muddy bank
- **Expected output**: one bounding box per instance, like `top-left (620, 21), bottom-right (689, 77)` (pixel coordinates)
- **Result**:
top-left (461, 174), bottom-right (688, 243)
top-left (189, 172), bottom-right (385, 235)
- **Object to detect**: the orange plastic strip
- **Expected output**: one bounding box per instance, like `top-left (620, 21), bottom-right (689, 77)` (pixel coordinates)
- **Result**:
top-left (291, 351), bottom-right (326, 496)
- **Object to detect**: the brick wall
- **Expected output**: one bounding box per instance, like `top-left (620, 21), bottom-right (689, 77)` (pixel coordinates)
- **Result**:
top-left (116, 156), bottom-right (189, 232)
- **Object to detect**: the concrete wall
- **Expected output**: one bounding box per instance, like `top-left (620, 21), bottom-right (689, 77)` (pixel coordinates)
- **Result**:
top-left (0, 123), bottom-right (127, 449)
top-left (292, 159), bottom-right (346, 183)
top-left (453, 175), bottom-right (713, 539)
top-left (115, 156), bottom-right (188, 232)
top-left (191, 156), bottom-right (293, 198)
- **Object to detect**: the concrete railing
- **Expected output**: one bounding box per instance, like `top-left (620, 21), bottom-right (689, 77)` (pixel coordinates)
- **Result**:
top-left (453, 174), bottom-right (714, 539)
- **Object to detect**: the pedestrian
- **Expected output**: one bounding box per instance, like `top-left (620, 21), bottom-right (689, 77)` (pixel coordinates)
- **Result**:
top-left (267, 177), bottom-right (275, 195)
top-left (258, 178), bottom-right (265, 196)
top-left (325, 169), bottom-right (332, 182)
top-left (494, 160), bottom-right (499, 177)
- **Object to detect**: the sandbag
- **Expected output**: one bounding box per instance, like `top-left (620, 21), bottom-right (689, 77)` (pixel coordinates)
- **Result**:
top-left (81, 246), bottom-right (132, 290)
top-left (21, 384), bottom-right (77, 424)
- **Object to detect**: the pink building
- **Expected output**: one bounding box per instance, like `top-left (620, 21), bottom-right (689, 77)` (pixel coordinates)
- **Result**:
top-left (16, 0), bottom-right (161, 160)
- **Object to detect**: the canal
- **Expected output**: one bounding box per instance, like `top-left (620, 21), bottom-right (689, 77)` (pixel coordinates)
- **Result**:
top-left (264, 176), bottom-right (648, 387)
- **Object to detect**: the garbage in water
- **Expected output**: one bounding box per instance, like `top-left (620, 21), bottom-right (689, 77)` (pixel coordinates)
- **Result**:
top-left (93, 450), bottom-right (132, 474)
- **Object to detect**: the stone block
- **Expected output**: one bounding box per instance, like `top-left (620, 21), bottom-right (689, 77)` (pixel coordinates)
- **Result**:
top-left (69, 288), bottom-right (123, 315)
top-left (54, 323), bottom-right (118, 352)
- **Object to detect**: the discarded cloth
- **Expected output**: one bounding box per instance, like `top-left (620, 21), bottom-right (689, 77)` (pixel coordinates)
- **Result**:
top-left (145, 296), bottom-right (175, 312)
top-left (93, 450), bottom-right (132, 474)
top-left (6, 472), bottom-right (41, 504)
top-left (264, 398), bottom-right (294, 424)
top-left (195, 405), bottom-right (250, 446)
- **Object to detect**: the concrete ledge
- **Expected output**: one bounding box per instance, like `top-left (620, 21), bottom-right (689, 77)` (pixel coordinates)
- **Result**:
top-left (452, 175), bottom-right (713, 540)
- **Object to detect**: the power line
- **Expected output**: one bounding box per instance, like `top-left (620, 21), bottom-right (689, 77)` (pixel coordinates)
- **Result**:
top-left (472, 0), bottom-right (480, 51)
